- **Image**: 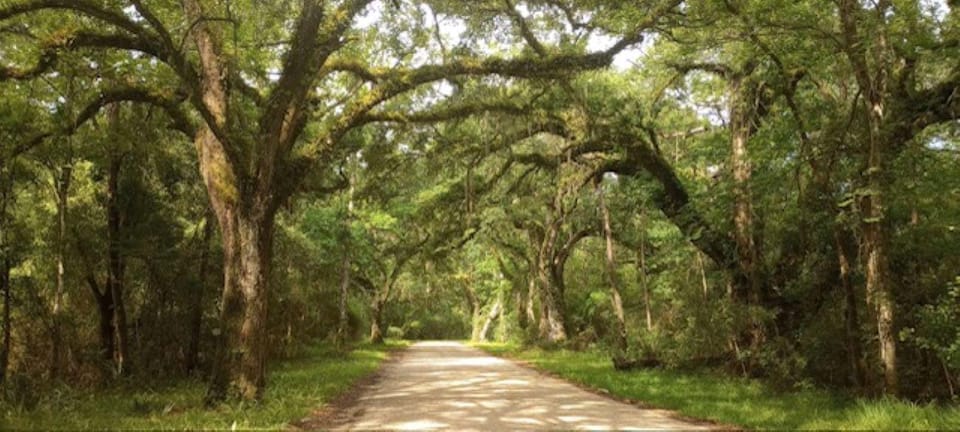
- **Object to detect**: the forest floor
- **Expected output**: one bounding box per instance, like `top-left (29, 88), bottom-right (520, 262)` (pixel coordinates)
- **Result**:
top-left (0, 341), bottom-right (406, 430)
top-left (308, 340), bottom-right (716, 431)
top-left (476, 343), bottom-right (960, 430)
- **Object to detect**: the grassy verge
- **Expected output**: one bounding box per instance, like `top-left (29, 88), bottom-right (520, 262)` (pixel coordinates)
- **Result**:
top-left (1, 340), bottom-right (407, 430)
top-left (475, 342), bottom-right (960, 430)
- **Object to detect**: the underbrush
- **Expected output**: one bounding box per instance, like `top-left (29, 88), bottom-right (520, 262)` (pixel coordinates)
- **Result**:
top-left (0, 340), bottom-right (406, 431)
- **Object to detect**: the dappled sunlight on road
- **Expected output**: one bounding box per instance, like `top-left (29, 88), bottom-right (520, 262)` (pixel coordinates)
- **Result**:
top-left (328, 341), bottom-right (713, 431)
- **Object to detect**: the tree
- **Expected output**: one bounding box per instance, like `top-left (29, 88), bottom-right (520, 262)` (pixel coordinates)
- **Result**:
top-left (0, 0), bottom-right (673, 401)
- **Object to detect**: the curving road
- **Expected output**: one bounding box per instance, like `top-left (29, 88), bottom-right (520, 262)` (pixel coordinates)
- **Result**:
top-left (323, 341), bottom-right (715, 431)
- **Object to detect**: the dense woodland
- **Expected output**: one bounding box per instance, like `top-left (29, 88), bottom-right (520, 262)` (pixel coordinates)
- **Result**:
top-left (0, 0), bottom-right (958, 411)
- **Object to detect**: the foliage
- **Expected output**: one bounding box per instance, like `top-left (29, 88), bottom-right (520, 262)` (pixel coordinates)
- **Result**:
top-left (0, 341), bottom-right (405, 430)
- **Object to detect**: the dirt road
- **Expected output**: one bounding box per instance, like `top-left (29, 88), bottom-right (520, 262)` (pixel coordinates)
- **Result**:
top-left (320, 341), bottom-right (715, 431)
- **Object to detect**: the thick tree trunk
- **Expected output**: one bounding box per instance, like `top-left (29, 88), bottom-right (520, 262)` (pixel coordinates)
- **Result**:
top-left (597, 182), bottom-right (628, 355)
top-left (198, 124), bottom-right (277, 402)
top-left (186, 212), bottom-right (213, 373)
top-left (537, 256), bottom-right (567, 343)
top-left (106, 155), bottom-right (129, 376)
top-left (205, 206), bottom-right (276, 402)
top-left (51, 164), bottom-right (71, 380)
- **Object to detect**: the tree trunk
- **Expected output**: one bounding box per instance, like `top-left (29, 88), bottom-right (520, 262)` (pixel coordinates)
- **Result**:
top-left (369, 296), bottom-right (385, 344)
top-left (839, 0), bottom-right (897, 396)
top-left (537, 255), bottom-right (567, 343)
top-left (514, 280), bottom-right (528, 330)
top-left (478, 299), bottom-right (502, 342)
top-left (525, 269), bottom-right (537, 329)
top-left (336, 253), bottom-right (351, 348)
top-left (96, 289), bottom-right (115, 364)
top-left (728, 76), bottom-right (769, 358)
top-left (464, 282), bottom-right (482, 341)
top-left (51, 164), bottom-right (71, 380)
top-left (638, 210), bottom-right (655, 330)
top-left (199, 125), bottom-right (278, 402)
top-left (78, 252), bottom-right (115, 365)
top-left (862, 100), bottom-right (896, 395)
top-left (0, 258), bottom-right (10, 384)
top-left (205, 205), bottom-right (276, 402)
top-left (186, 211), bottom-right (213, 373)
top-left (336, 175), bottom-right (354, 348)
top-left (865, 200), bottom-right (896, 394)
top-left (0, 172), bottom-right (11, 384)
top-left (729, 77), bottom-right (761, 306)
top-left (106, 155), bottom-right (129, 376)
top-left (836, 231), bottom-right (867, 389)
top-left (597, 182), bottom-right (628, 355)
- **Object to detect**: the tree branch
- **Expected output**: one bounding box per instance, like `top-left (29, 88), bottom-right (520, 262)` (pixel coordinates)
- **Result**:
top-left (0, 0), bottom-right (153, 39)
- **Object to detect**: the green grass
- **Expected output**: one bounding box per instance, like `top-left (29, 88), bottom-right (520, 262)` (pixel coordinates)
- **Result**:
top-left (1, 340), bottom-right (407, 431)
top-left (475, 342), bottom-right (960, 430)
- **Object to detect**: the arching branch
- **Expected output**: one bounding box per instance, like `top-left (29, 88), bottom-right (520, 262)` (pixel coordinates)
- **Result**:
top-left (0, 0), bottom-right (152, 38)
top-left (0, 31), bottom-right (163, 81)
top-left (72, 87), bottom-right (195, 137)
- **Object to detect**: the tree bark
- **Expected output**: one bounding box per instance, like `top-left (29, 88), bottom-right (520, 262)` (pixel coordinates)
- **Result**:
top-left (199, 124), bottom-right (278, 402)
top-left (0, 258), bottom-right (10, 384)
top-left (369, 295), bottom-right (385, 344)
top-left (728, 75), bottom-right (769, 356)
top-left (839, 0), bottom-right (897, 394)
top-left (106, 154), bottom-right (129, 376)
top-left (597, 181), bottom-right (628, 355)
top-left (464, 282), bottom-right (482, 342)
top-left (514, 285), bottom-right (528, 330)
top-left (336, 172), bottom-right (354, 348)
top-left (186, 211), bottom-right (213, 373)
top-left (51, 163), bottom-right (71, 380)
top-left (0, 170), bottom-right (11, 384)
top-left (537, 232), bottom-right (567, 343)
top-left (336, 253), bottom-right (351, 348)
top-left (836, 231), bottom-right (868, 388)
top-left (205, 203), bottom-right (276, 402)
top-left (729, 76), bottom-right (762, 306)
top-left (77, 244), bottom-right (115, 365)
top-left (525, 267), bottom-right (537, 330)
top-left (478, 299), bottom-right (502, 342)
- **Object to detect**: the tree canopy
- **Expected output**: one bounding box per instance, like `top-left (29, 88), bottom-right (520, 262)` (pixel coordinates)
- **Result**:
top-left (0, 0), bottom-right (958, 410)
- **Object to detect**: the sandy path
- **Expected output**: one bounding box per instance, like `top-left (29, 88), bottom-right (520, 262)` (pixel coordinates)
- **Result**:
top-left (324, 341), bottom-right (715, 431)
